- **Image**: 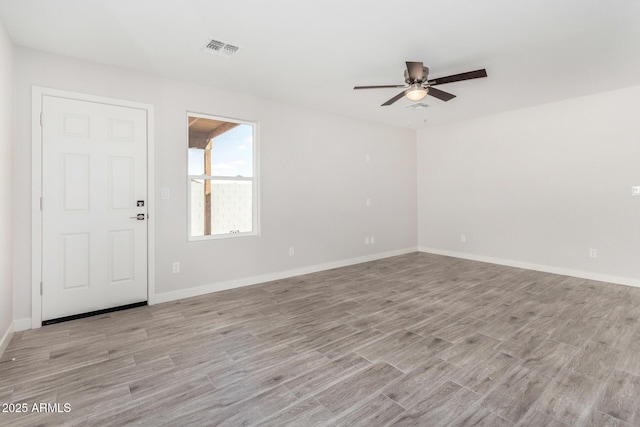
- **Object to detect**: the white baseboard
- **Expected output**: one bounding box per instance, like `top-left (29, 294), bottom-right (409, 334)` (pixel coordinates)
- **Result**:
top-left (419, 247), bottom-right (640, 288)
top-left (13, 318), bottom-right (33, 332)
top-left (155, 247), bottom-right (418, 304)
top-left (0, 322), bottom-right (14, 358)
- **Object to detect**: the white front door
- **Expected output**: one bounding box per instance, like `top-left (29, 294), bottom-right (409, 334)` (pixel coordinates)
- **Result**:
top-left (41, 95), bottom-right (148, 321)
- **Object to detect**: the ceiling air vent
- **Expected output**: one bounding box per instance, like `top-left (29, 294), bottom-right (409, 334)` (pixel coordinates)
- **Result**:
top-left (223, 44), bottom-right (239, 55)
top-left (205, 39), bottom-right (225, 52)
top-left (203, 39), bottom-right (240, 57)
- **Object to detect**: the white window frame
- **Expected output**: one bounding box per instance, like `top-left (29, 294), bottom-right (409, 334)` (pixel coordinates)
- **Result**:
top-left (187, 112), bottom-right (260, 241)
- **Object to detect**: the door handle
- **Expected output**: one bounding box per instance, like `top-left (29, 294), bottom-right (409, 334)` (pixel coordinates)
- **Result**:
top-left (130, 214), bottom-right (146, 220)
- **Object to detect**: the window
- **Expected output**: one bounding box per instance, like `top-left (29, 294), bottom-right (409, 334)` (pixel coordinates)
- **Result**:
top-left (187, 113), bottom-right (258, 240)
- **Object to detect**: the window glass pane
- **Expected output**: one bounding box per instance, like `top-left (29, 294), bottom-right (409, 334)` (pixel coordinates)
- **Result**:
top-left (208, 125), bottom-right (253, 177)
top-left (189, 179), bottom-right (253, 236)
top-left (188, 149), bottom-right (205, 176)
top-left (190, 178), bottom-right (205, 237)
top-left (210, 180), bottom-right (253, 234)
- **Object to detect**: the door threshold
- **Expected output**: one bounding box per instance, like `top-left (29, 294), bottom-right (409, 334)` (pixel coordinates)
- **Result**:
top-left (42, 301), bottom-right (148, 326)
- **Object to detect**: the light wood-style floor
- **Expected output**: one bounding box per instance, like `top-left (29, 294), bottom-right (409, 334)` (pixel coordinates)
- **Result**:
top-left (1, 253), bottom-right (640, 426)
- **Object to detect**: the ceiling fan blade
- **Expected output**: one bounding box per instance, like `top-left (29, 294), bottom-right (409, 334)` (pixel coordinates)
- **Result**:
top-left (354, 84), bottom-right (407, 90)
top-left (427, 87), bottom-right (456, 102)
top-left (381, 90), bottom-right (407, 106)
top-left (428, 69), bottom-right (487, 86)
top-left (406, 62), bottom-right (424, 82)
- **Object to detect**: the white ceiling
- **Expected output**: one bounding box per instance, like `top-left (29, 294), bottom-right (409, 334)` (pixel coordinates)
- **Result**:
top-left (1, 0), bottom-right (640, 129)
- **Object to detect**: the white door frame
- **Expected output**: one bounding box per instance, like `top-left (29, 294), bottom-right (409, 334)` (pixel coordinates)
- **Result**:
top-left (31, 87), bottom-right (156, 329)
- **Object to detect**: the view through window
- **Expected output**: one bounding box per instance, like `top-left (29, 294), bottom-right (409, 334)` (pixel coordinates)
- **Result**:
top-left (187, 113), bottom-right (257, 239)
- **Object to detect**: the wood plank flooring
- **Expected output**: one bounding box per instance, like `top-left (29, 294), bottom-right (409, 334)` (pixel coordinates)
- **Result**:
top-left (1, 252), bottom-right (640, 426)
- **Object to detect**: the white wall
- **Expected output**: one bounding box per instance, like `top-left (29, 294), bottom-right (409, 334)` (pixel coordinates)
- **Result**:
top-left (418, 85), bottom-right (640, 285)
top-left (0, 17), bottom-right (13, 349)
top-left (13, 48), bottom-right (417, 322)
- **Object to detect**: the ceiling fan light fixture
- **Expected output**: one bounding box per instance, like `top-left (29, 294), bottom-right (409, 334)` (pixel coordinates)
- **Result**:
top-left (406, 84), bottom-right (428, 101)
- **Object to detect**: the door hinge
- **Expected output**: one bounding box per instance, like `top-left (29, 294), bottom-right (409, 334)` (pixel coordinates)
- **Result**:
top-left (40, 112), bottom-right (44, 127)
top-left (40, 196), bottom-right (43, 211)
top-left (40, 282), bottom-right (43, 295)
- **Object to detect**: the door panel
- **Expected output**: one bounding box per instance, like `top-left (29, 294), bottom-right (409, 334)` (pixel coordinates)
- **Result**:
top-left (109, 156), bottom-right (134, 210)
top-left (42, 96), bottom-right (148, 321)
top-left (109, 230), bottom-right (134, 283)
top-left (60, 233), bottom-right (90, 290)
top-left (61, 154), bottom-right (90, 212)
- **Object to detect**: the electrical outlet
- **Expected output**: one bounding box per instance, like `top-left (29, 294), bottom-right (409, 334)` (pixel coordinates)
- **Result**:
top-left (589, 248), bottom-right (597, 258)
top-left (632, 186), bottom-right (640, 196)
top-left (172, 262), bottom-right (180, 273)
top-left (365, 237), bottom-right (370, 245)
top-left (370, 236), bottom-right (375, 244)
top-left (460, 234), bottom-right (466, 243)
top-left (161, 188), bottom-right (170, 200)
top-left (289, 247), bottom-right (295, 256)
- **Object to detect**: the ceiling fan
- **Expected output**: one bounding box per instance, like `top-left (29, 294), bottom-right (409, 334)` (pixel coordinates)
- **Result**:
top-left (354, 62), bottom-right (487, 106)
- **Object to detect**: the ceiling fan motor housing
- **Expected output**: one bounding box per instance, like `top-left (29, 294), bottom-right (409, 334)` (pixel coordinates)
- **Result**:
top-left (405, 66), bottom-right (429, 84)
